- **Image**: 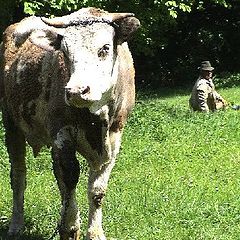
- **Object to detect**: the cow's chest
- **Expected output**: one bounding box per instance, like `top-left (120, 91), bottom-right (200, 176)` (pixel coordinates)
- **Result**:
top-left (54, 116), bottom-right (111, 169)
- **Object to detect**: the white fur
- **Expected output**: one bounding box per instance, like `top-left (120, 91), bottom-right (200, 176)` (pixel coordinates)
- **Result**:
top-left (63, 23), bottom-right (117, 110)
top-left (54, 126), bottom-right (73, 149)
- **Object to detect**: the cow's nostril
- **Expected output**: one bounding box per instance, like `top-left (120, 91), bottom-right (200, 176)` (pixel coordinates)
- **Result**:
top-left (81, 86), bottom-right (90, 95)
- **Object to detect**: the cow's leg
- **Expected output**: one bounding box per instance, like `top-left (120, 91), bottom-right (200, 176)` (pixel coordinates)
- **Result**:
top-left (3, 111), bottom-right (26, 236)
top-left (87, 160), bottom-right (115, 240)
top-left (52, 142), bottom-right (80, 240)
top-left (87, 131), bottom-right (122, 240)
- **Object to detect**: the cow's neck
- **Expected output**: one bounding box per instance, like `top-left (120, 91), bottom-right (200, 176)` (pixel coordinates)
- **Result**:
top-left (90, 104), bottom-right (110, 122)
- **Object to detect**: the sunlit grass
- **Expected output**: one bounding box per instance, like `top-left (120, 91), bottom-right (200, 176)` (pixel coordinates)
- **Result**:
top-left (1, 86), bottom-right (240, 239)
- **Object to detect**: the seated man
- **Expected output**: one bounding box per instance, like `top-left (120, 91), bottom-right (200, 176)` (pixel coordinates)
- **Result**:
top-left (189, 61), bottom-right (227, 112)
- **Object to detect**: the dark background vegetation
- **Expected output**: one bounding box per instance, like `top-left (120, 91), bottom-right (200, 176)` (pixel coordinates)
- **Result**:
top-left (1, 0), bottom-right (240, 89)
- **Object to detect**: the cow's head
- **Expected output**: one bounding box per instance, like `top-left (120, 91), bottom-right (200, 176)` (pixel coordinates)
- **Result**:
top-left (26, 8), bottom-right (140, 109)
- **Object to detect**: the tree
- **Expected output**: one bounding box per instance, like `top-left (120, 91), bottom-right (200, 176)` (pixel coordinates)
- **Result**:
top-left (0, 0), bottom-right (236, 87)
top-left (0, 0), bottom-right (24, 41)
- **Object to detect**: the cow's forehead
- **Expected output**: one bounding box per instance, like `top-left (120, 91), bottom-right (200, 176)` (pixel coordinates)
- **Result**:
top-left (63, 23), bottom-right (115, 47)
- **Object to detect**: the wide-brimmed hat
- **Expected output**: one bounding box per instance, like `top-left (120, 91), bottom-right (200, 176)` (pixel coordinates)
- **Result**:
top-left (199, 61), bottom-right (214, 71)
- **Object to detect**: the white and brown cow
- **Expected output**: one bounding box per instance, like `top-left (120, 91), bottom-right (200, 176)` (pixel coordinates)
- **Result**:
top-left (0, 7), bottom-right (140, 240)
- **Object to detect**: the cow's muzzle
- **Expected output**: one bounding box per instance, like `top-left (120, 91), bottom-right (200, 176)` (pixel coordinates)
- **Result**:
top-left (65, 86), bottom-right (91, 101)
top-left (65, 86), bottom-right (95, 107)
top-left (65, 86), bottom-right (90, 96)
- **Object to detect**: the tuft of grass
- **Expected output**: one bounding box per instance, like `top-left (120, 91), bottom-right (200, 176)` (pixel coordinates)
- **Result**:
top-left (1, 85), bottom-right (240, 239)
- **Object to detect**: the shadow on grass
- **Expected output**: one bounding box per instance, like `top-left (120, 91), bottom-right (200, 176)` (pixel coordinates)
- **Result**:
top-left (0, 224), bottom-right (50, 240)
top-left (0, 223), bottom-right (87, 240)
top-left (136, 86), bottom-right (191, 101)
top-left (137, 72), bottom-right (240, 101)
top-left (0, 225), bottom-right (89, 240)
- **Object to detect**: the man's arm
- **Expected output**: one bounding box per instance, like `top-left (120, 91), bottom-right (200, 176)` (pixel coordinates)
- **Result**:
top-left (197, 89), bottom-right (209, 112)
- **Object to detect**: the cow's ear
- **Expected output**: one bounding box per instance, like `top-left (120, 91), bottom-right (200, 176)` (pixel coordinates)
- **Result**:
top-left (115, 17), bottom-right (140, 44)
top-left (29, 29), bottom-right (63, 51)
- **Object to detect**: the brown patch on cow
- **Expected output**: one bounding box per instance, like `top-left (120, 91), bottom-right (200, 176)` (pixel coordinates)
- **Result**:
top-left (2, 25), bottom-right (20, 67)
top-left (108, 45), bottom-right (135, 134)
top-left (2, 26), bottom-right (45, 123)
top-left (57, 52), bottom-right (70, 86)
top-left (6, 45), bottom-right (43, 123)
top-left (110, 115), bottom-right (124, 132)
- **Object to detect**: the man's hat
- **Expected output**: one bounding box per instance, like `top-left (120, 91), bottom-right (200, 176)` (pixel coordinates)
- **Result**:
top-left (199, 61), bottom-right (214, 71)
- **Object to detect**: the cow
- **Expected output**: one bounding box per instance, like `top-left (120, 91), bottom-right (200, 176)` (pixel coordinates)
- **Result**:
top-left (0, 7), bottom-right (140, 240)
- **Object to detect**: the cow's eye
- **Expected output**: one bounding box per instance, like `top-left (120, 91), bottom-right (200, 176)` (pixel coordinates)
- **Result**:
top-left (98, 44), bottom-right (110, 59)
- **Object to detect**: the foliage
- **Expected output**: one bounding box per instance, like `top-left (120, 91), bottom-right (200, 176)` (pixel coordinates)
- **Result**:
top-left (17, 0), bottom-right (231, 58)
top-left (0, 0), bottom-right (239, 87)
top-left (214, 73), bottom-right (240, 89)
top-left (0, 0), bottom-right (18, 39)
top-left (136, 1), bottom-right (240, 88)
top-left (1, 84), bottom-right (240, 239)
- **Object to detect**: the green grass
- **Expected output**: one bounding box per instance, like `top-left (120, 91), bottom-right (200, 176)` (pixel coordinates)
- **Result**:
top-left (1, 86), bottom-right (240, 239)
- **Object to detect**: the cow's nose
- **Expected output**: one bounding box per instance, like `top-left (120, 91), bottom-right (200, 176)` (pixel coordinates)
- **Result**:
top-left (65, 86), bottom-right (90, 96)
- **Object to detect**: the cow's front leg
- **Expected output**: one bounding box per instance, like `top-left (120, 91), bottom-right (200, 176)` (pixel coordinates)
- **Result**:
top-left (86, 130), bottom-right (123, 240)
top-left (3, 111), bottom-right (26, 236)
top-left (52, 140), bottom-right (80, 240)
top-left (87, 159), bottom-right (115, 240)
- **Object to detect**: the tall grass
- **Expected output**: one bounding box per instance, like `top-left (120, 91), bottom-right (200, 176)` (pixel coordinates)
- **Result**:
top-left (1, 86), bottom-right (240, 239)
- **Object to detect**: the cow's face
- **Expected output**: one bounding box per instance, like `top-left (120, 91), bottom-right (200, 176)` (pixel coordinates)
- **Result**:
top-left (28, 12), bottom-right (140, 109)
top-left (61, 23), bottom-right (117, 108)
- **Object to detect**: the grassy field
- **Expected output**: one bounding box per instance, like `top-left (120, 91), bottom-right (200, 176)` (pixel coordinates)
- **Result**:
top-left (1, 86), bottom-right (240, 239)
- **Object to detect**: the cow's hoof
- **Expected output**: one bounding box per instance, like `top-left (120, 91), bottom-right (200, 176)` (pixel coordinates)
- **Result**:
top-left (60, 229), bottom-right (80, 240)
top-left (86, 235), bottom-right (107, 240)
top-left (7, 227), bottom-right (24, 239)
top-left (86, 230), bottom-right (106, 240)
top-left (8, 220), bottom-right (24, 238)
